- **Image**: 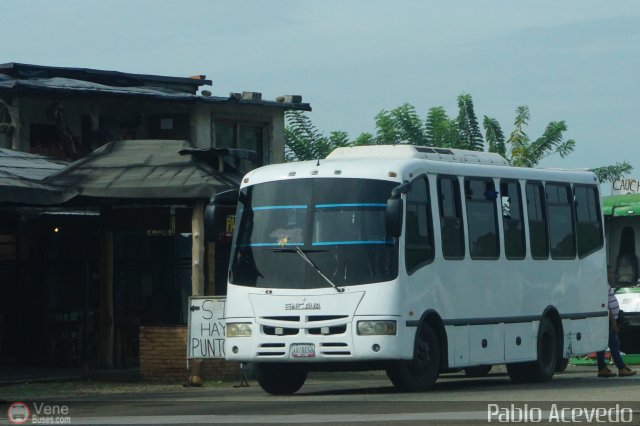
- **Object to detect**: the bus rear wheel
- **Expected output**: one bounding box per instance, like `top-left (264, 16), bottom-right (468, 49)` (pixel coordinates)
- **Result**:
top-left (254, 363), bottom-right (307, 395)
top-left (507, 317), bottom-right (557, 383)
top-left (556, 357), bottom-right (569, 373)
top-left (386, 323), bottom-right (440, 391)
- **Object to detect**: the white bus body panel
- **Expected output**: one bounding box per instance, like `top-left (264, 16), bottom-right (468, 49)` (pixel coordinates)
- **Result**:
top-left (225, 147), bottom-right (609, 368)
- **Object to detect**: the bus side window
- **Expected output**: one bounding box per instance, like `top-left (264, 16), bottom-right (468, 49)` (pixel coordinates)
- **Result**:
top-left (546, 183), bottom-right (576, 259)
top-left (437, 175), bottom-right (465, 259)
top-left (574, 185), bottom-right (604, 258)
top-left (464, 177), bottom-right (500, 259)
top-left (405, 176), bottom-right (434, 274)
top-left (526, 181), bottom-right (549, 259)
top-left (500, 180), bottom-right (526, 259)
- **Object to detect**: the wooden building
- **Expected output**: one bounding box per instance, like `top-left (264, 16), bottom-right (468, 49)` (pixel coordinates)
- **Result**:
top-left (0, 63), bottom-right (310, 380)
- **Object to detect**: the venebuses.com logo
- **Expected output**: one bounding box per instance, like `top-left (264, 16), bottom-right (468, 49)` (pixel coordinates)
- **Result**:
top-left (7, 402), bottom-right (30, 424)
top-left (6, 401), bottom-right (71, 424)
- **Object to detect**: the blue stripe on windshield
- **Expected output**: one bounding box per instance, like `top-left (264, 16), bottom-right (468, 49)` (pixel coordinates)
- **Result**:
top-left (315, 203), bottom-right (386, 208)
top-left (252, 205), bottom-right (307, 211)
top-left (312, 240), bottom-right (390, 246)
top-left (243, 242), bottom-right (304, 247)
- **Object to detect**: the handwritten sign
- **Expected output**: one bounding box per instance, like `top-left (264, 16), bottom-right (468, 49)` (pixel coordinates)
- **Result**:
top-left (612, 178), bottom-right (640, 195)
top-left (187, 296), bottom-right (226, 359)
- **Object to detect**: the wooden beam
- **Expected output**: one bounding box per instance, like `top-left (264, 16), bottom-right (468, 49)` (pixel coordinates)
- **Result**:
top-left (206, 242), bottom-right (216, 295)
top-left (190, 200), bottom-right (206, 386)
top-left (192, 201), bottom-right (205, 296)
top-left (99, 227), bottom-right (114, 368)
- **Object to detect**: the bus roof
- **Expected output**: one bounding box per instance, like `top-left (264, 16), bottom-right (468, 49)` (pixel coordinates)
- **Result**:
top-left (603, 193), bottom-right (640, 217)
top-left (244, 146), bottom-right (598, 187)
top-left (327, 145), bottom-right (510, 166)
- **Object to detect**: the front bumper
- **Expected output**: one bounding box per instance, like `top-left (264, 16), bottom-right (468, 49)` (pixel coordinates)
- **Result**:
top-left (225, 317), bottom-right (411, 362)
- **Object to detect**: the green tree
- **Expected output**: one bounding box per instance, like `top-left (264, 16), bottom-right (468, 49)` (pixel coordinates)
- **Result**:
top-left (483, 116), bottom-right (506, 156)
top-left (591, 162), bottom-right (633, 183)
top-left (455, 93), bottom-right (484, 151)
top-left (284, 99), bottom-right (632, 183)
top-left (425, 106), bottom-right (456, 147)
top-left (284, 111), bottom-right (349, 161)
top-left (374, 103), bottom-right (428, 145)
top-left (506, 106), bottom-right (576, 168)
top-left (352, 132), bottom-right (376, 146)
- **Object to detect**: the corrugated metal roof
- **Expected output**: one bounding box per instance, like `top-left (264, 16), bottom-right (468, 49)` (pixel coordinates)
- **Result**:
top-left (0, 74), bottom-right (311, 111)
top-left (0, 149), bottom-right (76, 205)
top-left (46, 139), bottom-right (239, 200)
top-left (0, 148), bottom-right (68, 180)
top-left (0, 62), bottom-right (211, 93)
top-left (0, 76), bottom-right (197, 101)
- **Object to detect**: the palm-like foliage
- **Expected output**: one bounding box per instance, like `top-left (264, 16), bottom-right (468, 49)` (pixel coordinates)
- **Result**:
top-left (284, 97), bottom-right (632, 183)
top-left (507, 106), bottom-right (576, 167)
top-left (591, 162), bottom-right (633, 183)
top-left (375, 103), bottom-right (428, 145)
top-left (483, 116), bottom-right (506, 157)
top-left (455, 93), bottom-right (484, 151)
top-left (425, 106), bottom-right (456, 147)
top-left (285, 111), bottom-right (350, 161)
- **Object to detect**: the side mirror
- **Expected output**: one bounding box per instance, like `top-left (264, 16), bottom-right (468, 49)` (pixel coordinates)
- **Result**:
top-left (204, 203), bottom-right (222, 242)
top-left (205, 189), bottom-right (240, 242)
top-left (386, 198), bottom-right (404, 238)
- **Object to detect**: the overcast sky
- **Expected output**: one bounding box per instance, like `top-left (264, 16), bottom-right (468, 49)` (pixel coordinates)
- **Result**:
top-left (4, 0), bottom-right (640, 188)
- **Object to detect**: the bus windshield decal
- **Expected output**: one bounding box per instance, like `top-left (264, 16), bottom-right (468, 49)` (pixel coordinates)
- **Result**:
top-left (315, 203), bottom-right (386, 209)
top-left (312, 240), bottom-right (391, 246)
top-left (252, 205), bottom-right (307, 211)
top-left (243, 242), bottom-right (304, 247)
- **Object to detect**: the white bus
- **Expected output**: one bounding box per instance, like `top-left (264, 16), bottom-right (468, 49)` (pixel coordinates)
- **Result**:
top-left (209, 145), bottom-right (609, 394)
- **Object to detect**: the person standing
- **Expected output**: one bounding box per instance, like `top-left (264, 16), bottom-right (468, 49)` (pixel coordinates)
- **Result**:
top-left (597, 267), bottom-right (637, 378)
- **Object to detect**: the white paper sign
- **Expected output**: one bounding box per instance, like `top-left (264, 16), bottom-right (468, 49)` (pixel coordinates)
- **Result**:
top-left (187, 296), bottom-right (226, 359)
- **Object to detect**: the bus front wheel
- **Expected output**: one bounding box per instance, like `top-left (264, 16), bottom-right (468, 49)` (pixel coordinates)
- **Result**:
top-left (254, 363), bottom-right (307, 395)
top-left (507, 316), bottom-right (557, 383)
top-left (386, 323), bottom-right (440, 391)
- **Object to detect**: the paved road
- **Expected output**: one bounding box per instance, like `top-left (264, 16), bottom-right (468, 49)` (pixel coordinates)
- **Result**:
top-left (2, 366), bottom-right (640, 425)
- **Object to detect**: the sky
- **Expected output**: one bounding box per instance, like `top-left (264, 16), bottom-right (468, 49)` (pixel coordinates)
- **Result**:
top-left (3, 0), bottom-right (640, 190)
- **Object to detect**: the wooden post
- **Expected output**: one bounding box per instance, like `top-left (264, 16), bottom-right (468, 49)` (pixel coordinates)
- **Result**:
top-left (192, 200), bottom-right (205, 296)
top-left (100, 228), bottom-right (114, 368)
top-left (189, 200), bottom-right (205, 385)
top-left (205, 242), bottom-right (216, 295)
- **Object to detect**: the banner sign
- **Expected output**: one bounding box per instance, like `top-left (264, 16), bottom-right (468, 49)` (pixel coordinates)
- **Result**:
top-left (612, 178), bottom-right (640, 195)
top-left (187, 296), bottom-right (226, 359)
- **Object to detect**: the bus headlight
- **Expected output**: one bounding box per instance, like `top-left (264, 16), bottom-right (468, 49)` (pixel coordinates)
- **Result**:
top-left (357, 320), bottom-right (396, 336)
top-left (227, 323), bottom-right (252, 337)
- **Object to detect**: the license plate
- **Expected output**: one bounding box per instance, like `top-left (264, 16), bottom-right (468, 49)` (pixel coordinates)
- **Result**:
top-left (290, 343), bottom-right (315, 358)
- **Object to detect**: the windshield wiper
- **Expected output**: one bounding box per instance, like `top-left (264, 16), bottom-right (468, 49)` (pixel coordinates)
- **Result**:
top-left (294, 246), bottom-right (344, 293)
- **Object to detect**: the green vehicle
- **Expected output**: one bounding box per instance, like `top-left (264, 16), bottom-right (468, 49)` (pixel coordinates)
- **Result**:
top-left (603, 193), bottom-right (640, 354)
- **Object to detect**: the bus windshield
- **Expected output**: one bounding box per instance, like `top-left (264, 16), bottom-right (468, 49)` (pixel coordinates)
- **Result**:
top-left (229, 178), bottom-right (399, 289)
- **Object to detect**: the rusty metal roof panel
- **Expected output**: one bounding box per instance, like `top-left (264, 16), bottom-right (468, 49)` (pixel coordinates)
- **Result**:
top-left (46, 139), bottom-right (239, 200)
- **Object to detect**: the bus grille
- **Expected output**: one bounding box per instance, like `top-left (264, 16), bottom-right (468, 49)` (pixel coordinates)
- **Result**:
top-left (263, 326), bottom-right (299, 336)
top-left (257, 342), bottom-right (286, 357)
top-left (320, 342), bottom-right (351, 356)
top-left (308, 325), bottom-right (347, 335)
